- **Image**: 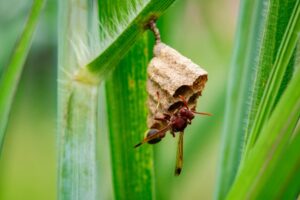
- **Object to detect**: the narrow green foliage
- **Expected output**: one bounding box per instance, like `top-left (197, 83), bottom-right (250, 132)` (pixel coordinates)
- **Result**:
top-left (75, 0), bottom-right (176, 82)
top-left (57, 0), bottom-right (99, 199)
top-left (0, 0), bottom-right (45, 151)
top-left (105, 35), bottom-right (155, 200)
top-left (215, 0), bottom-right (266, 198)
top-left (216, 0), bottom-right (300, 198)
top-left (256, 127), bottom-right (300, 200)
top-left (226, 68), bottom-right (300, 199)
top-left (244, 0), bottom-right (300, 155)
top-left (98, 0), bottom-right (175, 198)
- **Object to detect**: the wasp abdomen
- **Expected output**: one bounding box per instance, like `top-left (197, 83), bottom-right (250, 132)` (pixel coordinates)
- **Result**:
top-left (147, 129), bottom-right (161, 144)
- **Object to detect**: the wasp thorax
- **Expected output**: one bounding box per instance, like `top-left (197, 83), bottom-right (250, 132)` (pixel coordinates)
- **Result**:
top-left (171, 116), bottom-right (187, 132)
top-left (147, 42), bottom-right (208, 129)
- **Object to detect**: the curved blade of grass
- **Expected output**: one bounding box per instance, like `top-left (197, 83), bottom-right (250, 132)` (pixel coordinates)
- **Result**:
top-left (215, 0), bottom-right (266, 198)
top-left (244, 0), bottom-right (300, 156)
top-left (105, 35), bottom-right (154, 200)
top-left (0, 0), bottom-right (45, 151)
top-left (57, 0), bottom-right (100, 199)
top-left (226, 67), bottom-right (300, 199)
top-left (245, 0), bottom-right (298, 142)
top-left (255, 127), bottom-right (300, 200)
top-left (75, 0), bottom-right (176, 83)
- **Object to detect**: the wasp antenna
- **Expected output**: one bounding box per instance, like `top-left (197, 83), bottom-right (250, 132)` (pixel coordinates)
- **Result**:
top-left (192, 111), bottom-right (212, 116)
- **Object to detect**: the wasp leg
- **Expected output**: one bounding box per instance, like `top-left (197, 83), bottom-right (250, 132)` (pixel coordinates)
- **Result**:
top-left (170, 131), bottom-right (175, 137)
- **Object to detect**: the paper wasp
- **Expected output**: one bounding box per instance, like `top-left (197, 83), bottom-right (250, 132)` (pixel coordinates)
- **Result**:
top-left (135, 95), bottom-right (211, 176)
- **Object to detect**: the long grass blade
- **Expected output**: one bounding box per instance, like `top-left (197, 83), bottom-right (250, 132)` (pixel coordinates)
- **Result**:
top-left (214, 0), bottom-right (266, 198)
top-left (244, 0), bottom-right (300, 156)
top-left (0, 0), bottom-right (45, 151)
top-left (245, 1), bottom-right (298, 142)
top-left (105, 35), bottom-right (155, 199)
top-left (226, 67), bottom-right (300, 199)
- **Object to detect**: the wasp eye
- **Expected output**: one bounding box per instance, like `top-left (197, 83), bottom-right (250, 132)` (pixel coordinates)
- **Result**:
top-left (190, 113), bottom-right (195, 119)
top-left (147, 129), bottom-right (161, 144)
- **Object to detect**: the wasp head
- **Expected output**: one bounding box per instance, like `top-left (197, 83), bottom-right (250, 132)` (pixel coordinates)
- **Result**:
top-left (179, 107), bottom-right (194, 120)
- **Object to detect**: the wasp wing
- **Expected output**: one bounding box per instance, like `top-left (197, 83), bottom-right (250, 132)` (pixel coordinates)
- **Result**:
top-left (175, 132), bottom-right (184, 176)
top-left (134, 125), bottom-right (170, 148)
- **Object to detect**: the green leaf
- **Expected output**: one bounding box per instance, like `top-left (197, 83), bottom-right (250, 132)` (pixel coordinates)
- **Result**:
top-left (0, 0), bottom-right (45, 151)
top-left (215, 0), bottom-right (266, 198)
top-left (75, 0), bottom-right (176, 83)
top-left (244, 0), bottom-right (300, 156)
top-left (105, 35), bottom-right (155, 200)
top-left (226, 67), bottom-right (300, 199)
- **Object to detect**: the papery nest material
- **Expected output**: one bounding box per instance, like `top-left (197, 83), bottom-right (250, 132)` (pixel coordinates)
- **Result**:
top-left (147, 42), bottom-right (208, 129)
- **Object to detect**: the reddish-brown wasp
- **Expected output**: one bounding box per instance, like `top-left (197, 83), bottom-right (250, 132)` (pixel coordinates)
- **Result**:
top-left (135, 95), bottom-right (211, 176)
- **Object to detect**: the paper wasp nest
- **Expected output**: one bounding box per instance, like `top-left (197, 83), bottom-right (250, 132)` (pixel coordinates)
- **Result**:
top-left (147, 42), bottom-right (208, 129)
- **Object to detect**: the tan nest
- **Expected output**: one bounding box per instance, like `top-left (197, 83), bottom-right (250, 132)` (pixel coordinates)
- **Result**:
top-left (147, 42), bottom-right (208, 129)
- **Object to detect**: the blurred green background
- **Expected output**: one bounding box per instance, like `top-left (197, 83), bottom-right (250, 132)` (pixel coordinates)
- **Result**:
top-left (0, 0), bottom-right (238, 199)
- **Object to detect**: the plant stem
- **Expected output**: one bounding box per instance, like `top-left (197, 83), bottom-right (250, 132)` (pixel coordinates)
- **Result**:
top-left (58, 84), bottom-right (98, 199)
top-left (57, 0), bottom-right (99, 199)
